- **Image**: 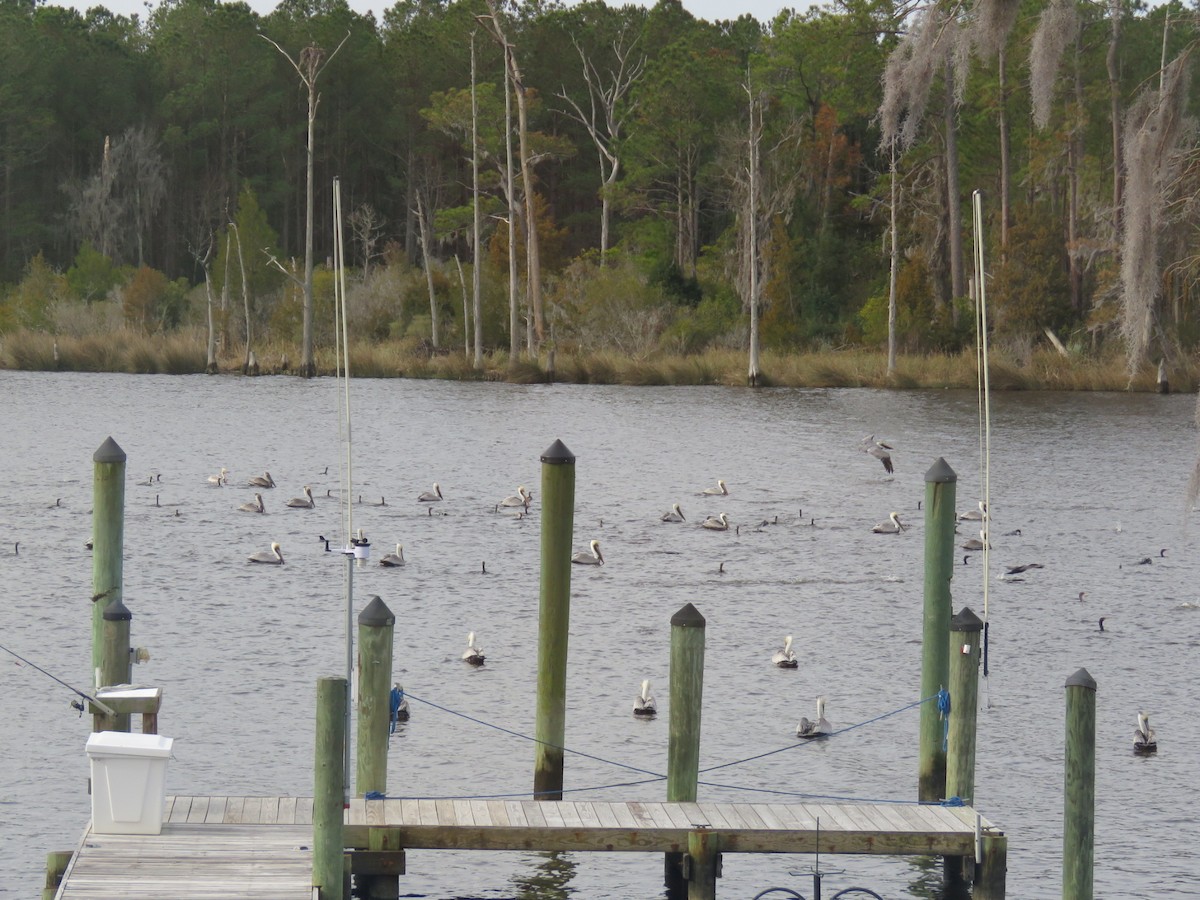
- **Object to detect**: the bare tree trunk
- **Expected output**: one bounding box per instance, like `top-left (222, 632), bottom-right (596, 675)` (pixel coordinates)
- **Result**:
top-left (471, 33), bottom-right (483, 369)
top-left (888, 144), bottom-right (899, 376)
top-left (945, 60), bottom-right (965, 306)
top-left (1107, 0), bottom-right (1124, 240)
top-left (510, 51), bottom-right (542, 349)
top-left (221, 229), bottom-right (232, 347)
top-left (415, 191), bottom-right (439, 348)
top-left (231, 222), bottom-right (254, 374)
top-left (455, 254), bottom-right (469, 357)
top-left (998, 45), bottom-right (1011, 253)
top-left (1069, 32), bottom-right (1084, 313)
top-left (746, 85), bottom-right (761, 387)
top-left (504, 48), bottom-right (519, 359)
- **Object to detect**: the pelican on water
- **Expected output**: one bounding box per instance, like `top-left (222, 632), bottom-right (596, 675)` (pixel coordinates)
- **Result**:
top-left (1133, 712), bottom-right (1157, 754)
top-left (207, 467), bottom-right (229, 486)
top-left (286, 485), bottom-right (315, 509)
top-left (962, 530), bottom-right (989, 551)
top-left (796, 696), bottom-right (832, 738)
top-left (462, 632), bottom-right (485, 666)
top-left (772, 635), bottom-right (799, 669)
top-left (661, 504), bottom-right (686, 523)
top-left (872, 512), bottom-right (904, 534)
top-left (958, 501), bottom-right (987, 522)
top-left (701, 512), bottom-right (730, 531)
top-left (247, 471), bottom-right (275, 488)
top-left (247, 542), bottom-right (284, 565)
top-left (498, 486), bottom-right (532, 509)
top-left (701, 479), bottom-right (729, 496)
top-left (418, 483), bottom-right (443, 502)
top-left (572, 540), bottom-right (604, 565)
top-left (379, 543), bottom-right (406, 567)
top-left (860, 436), bottom-right (894, 474)
top-left (238, 493), bottom-right (266, 514)
top-left (633, 680), bottom-right (657, 717)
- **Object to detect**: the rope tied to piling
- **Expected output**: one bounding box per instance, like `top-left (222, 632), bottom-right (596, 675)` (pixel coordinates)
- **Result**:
top-left (937, 688), bottom-right (951, 752)
top-left (389, 685), bottom-right (405, 734)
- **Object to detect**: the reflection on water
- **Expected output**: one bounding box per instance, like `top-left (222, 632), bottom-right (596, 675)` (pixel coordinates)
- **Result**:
top-left (511, 851), bottom-right (578, 899)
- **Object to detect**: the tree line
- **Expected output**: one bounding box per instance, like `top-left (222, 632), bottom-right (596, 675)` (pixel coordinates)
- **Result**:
top-left (1, 0), bottom-right (1196, 376)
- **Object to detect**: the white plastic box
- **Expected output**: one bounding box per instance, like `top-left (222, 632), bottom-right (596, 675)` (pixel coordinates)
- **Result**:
top-left (85, 731), bottom-right (174, 834)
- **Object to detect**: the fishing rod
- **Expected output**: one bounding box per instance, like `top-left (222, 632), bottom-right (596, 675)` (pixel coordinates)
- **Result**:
top-left (1, 641), bottom-right (115, 716)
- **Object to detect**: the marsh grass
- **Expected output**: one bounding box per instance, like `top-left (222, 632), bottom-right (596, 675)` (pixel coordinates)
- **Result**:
top-left (2, 327), bottom-right (1194, 392)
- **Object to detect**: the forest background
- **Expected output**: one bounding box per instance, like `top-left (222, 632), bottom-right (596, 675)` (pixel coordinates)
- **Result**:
top-left (1, 0), bottom-right (1197, 388)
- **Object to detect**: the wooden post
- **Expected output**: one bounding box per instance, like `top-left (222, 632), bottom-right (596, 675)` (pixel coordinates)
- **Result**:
top-left (533, 439), bottom-right (575, 802)
top-left (920, 457), bottom-right (956, 802)
top-left (95, 599), bottom-right (132, 733)
top-left (91, 437), bottom-right (126, 684)
top-left (1063, 668), bottom-right (1096, 900)
top-left (314, 676), bottom-right (347, 900)
top-left (685, 828), bottom-right (720, 900)
top-left (975, 832), bottom-right (1008, 899)
top-left (356, 596), bottom-right (395, 797)
top-left (42, 850), bottom-right (73, 900)
top-left (666, 603), bottom-right (706, 898)
top-left (945, 606), bottom-right (983, 884)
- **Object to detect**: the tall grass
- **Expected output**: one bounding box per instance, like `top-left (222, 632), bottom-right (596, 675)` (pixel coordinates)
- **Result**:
top-left (1, 327), bottom-right (1193, 392)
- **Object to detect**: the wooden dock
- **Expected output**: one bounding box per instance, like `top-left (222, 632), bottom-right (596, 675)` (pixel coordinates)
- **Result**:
top-left (53, 795), bottom-right (1000, 898)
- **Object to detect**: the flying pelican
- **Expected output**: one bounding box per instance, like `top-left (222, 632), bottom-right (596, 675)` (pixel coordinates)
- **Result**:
top-left (701, 513), bottom-right (730, 531)
top-left (462, 632), bottom-right (485, 666)
top-left (660, 504), bottom-right (686, 523)
top-left (958, 501), bottom-right (987, 522)
top-left (498, 486), bottom-right (531, 508)
top-left (247, 471), bottom-right (275, 488)
top-left (207, 467), bottom-right (229, 486)
top-left (772, 635), bottom-right (799, 669)
top-left (797, 696), bottom-right (832, 739)
top-left (1004, 563), bottom-right (1043, 576)
top-left (962, 530), bottom-right (989, 551)
top-left (633, 680), bottom-right (657, 717)
top-left (701, 479), bottom-right (729, 496)
top-left (238, 493), bottom-right (266, 514)
top-left (247, 542), bottom-right (284, 565)
top-left (860, 436), bottom-right (894, 474)
top-left (418, 483), bottom-right (443, 502)
top-left (1133, 712), bottom-right (1157, 754)
top-left (572, 540), bottom-right (604, 565)
top-left (286, 485), bottom-right (315, 509)
top-left (379, 543), bottom-right (406, 567)
top-left (872, 512), bottom-right (904, 534)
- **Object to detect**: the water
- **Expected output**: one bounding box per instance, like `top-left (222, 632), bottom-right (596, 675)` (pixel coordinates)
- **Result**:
top-left (1, 371), bottom-right (1198, 899)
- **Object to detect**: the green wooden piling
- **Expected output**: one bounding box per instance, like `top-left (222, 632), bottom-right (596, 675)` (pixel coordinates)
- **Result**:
top-left (976, 832), bottom-right (1008, 900)
top-left (42, 850), bottom-right (73, 900)
top-left (314, 676), bottom-right (347, 900)
top-left (920, 457), bottom-right (956, 802)
top-left (356, 596), bottom-right (394, 797)
top-left (533, 439), bottom-right (575, 802)
top-left (96, 599), bottom-right (132, 732)
top-left (666, 603), bottom-right (706, 897)
top-left (685, 828), bottom-right (719, 900)
top-left (1063, 668), bottom-right (1096, 900)
top-left (945, 606), bottom-right (983, 884)
top-left (91, 437), bottom-right (126, 684)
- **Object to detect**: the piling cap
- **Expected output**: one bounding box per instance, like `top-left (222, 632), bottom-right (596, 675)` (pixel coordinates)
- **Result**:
top-left (93, 437), bottom-right (126, 464)
top-left (671, 602), bottom-right (706, 628)
top-left (950, 607), bottom-right (984, 632)
top-left (925, 457), bottom-right (957, 483)
top-left (540, 439), bottom-right (575, 465)
top-left (358, 595), bottom-right (395, 627)
top-left (1065, 668), bottom-right (1097, 691)
top-left (102, 598), bottom-right (132, 621)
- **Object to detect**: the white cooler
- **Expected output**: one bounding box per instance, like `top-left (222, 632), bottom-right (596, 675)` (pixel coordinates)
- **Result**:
top-left (85, 731), bottom-right (174, 834)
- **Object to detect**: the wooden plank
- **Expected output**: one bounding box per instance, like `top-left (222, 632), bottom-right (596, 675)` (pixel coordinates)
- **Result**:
top-left (626, 801), bottom-right (659, 830)
top-left (746, 804), bottom-right (787, 831)
top-left (204, 798), bottom-right (228, 825)
top-left (241, 797), bottom-right (263, 824)
top-left (185, 797), bottom-right (210, 824)
top-left (607, 802), bottom-right (639, 829)
top-left (662, 803), bottom-right (698, 830)
top-left (539, 802), bottom-right (566, 829)
top-left (167, 797), bottom-right (191, 824)
top-left (521, 801), bottom-right (547, 828)
top-left (223, 797), bottom-right (245, 825)
top-left (383, 799), bottom-right (405, 828)
top-left (417, 799), bottom-right (439, 827)
top-left (573, 801), bottom-right (602, 830)
top-left (469, 799), bottom-right (493, 827)
top-left (589, 801), bottom-right (620, 830)
top-left (452, 800), bottom-right (476, 827)
top-left (401, 798), bottom-right (422, 827)
top-left (556, 802), bottom-right (584, 829)
top-left (434, 799), bottom-right (456, 827)
top-left (277, 796), bottom-right (297, 825)
top-left (494, 800), bottom-right (519, 828)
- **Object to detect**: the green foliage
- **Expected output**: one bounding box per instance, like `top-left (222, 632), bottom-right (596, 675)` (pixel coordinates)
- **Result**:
top-left (989, 207), bottom-right (1073, 338)
top-left (122, 266), bottom-right (188, 333)
top-left (0, 253), bottom-right (69, 332)
top-left (65, 241), bottom-right (124, 303)
top-left (550, 255), bottom-right (671, 354)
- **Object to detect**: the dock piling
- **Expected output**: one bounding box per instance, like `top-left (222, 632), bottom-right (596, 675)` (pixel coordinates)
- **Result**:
top-left (920, 457), bottom-right (956, 802)
top-left (91, 437), bottom-right (126, 684)
top-left (1063, 668), bottom-right (1096, 900)
top-left (685, 827), bottom-right (720, 900)
top-left (666, 602), bottom-right (706, 897)
top-left (96, 598), bottom-right (132, 732)
top-left (945, 606), bottom-right (983, 883)
top-left (534, 440), bottom-right (576, 802)
top-left (976, 832), bottom-right (1008, 899)
top-left (356, 596), bottom-right (395, 797)
top-left (314, 676), bottom-right (348, 900)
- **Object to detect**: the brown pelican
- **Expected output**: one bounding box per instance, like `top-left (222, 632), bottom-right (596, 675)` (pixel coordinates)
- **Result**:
top-left (958, 501), bottom-right (987, 522)
top-left (207, 467), bottom-right (229, 486)
top-left (701, 513), bottom-right (730, 531)
top-left (247, 542), bottom-right (284, 565)
top-left (1133, 712), bottom-right (1157, 754)
top-left (1004, 563), bottom-right (1043, 575)
top-left (238, 493), bottom-right (266, 514)
top-left (418, 483), bottom-right (443, 502)
top-left (462, 632), bottom-right (485, 666)
top-left (860, 436), bottom-right (894, 474)
top-left (872, 512), bottom-right (904, 534)
top-left (661, 504), bottom-right (686, 523)
top-left (772, 635), bottom-right (799, 669)
top-left (572, 540), bottom-right (604, 565)
top-left (701, 479), bottom-right (729, 496)
top-left (633, 680), bottom-right (657, 717)
top-left (379, 543), bottom-right (406, 567)
top-left (247, 471), bottom-right (275, 488)
top-left (498, 486), bottom-right (531, 509)
top-left (962, 530), bottom-right (989, 551)
top-left (796, 696), bottom-right (832, 738)
top-left (286, 485), bottom-right (315, 509)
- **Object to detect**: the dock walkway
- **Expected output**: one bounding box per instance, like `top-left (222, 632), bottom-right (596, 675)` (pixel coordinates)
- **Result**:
top-left (54, 795), bottom-right (996, 898)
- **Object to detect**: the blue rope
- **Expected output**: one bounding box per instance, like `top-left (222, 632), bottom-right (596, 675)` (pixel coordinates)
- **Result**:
top-left (389, 685), bottom-right (405, 735)
top-left (937, 688), bottom-right (951, 752)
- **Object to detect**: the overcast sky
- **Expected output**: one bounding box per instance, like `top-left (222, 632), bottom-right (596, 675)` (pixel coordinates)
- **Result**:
top-left (53, 0), bottom-right (808, 27)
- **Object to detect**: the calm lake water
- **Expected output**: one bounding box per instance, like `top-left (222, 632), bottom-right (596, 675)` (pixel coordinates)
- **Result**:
top-left (1, 371), bottom-right (1198, 899)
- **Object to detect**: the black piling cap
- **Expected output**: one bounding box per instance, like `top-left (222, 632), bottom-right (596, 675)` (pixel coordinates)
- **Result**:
top-left (102, 598), bottom-right (132, 621)
top-left (93, 436), bottom-right (126, 464)
top-left (1065, 668), bottom-right (1097, 692)
top-left (925, 457), bottom-right (957, 483)
top-left (358, 595), bottom-right (395, 627)
top-left (540, 439), bottom-right (575, 465)
top-left (950, 607), bottom-right (984, 633)
top-left (671, 602), bottom-right (706, 629)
